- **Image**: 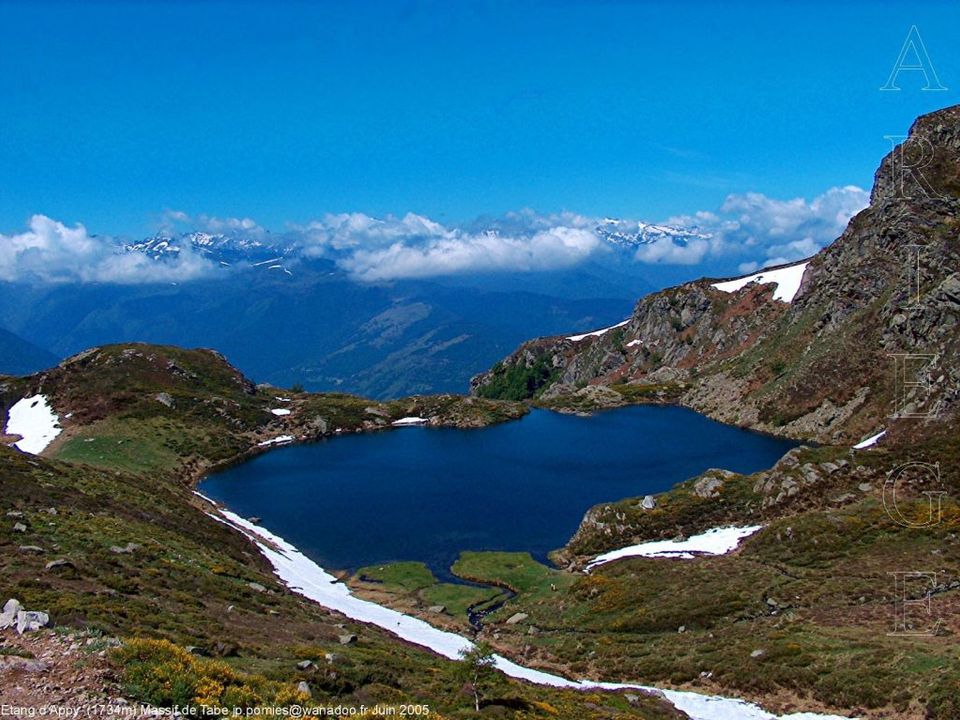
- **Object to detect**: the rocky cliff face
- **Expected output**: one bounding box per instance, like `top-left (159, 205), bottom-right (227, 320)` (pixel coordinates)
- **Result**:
top-left (473, 105), bottom-right (960, 444)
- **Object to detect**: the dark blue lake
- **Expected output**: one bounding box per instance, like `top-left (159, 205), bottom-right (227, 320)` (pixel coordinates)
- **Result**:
top-left (201, 406), bottom-right (797, 577)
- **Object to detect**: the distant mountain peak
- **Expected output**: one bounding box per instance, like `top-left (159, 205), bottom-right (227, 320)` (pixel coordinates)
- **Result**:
top-left (125, 230), bottom-right (291, 267)
top-left (595, 218), bottom-right (711, 249)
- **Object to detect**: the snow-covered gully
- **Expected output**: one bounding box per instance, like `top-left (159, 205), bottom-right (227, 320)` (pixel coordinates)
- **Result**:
top-left (199, 496), bottom-right (853, 720)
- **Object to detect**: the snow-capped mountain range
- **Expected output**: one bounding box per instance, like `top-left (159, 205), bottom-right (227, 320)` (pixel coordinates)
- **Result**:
top-left (594, 218), bottom-right (711, 248)
top-left (125, 219), bottom-right (712, 269)
top-left (125, 231), bottom-right (289, 266)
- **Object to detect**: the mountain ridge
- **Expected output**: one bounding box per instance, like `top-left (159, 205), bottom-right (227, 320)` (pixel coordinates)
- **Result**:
top-left (472, 104), bottom-right (960, 446)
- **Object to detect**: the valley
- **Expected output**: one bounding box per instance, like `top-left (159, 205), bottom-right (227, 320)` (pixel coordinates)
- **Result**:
top-left (2, 104), bottom-right (959, 720)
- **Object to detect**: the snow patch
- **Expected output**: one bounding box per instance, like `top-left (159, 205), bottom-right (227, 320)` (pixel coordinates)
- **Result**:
top-left (196, 501), bottom-right (850, 720)
top-left (5, 395), bottom-right (62, 455)
top-left (853, 430), bottom-right (886, 450)
top-left (392, 416), bottom-right (428, 426)
top-left (270, 408), bottom-right (292, 416)
top-left (587, 526), bottom-right (764, 568)
top-left (711, 262), bottom-right (810, 303)
top-left (567, 319), bottom-right (629, 342)
top-left (257, 435), bottom-right (294, 447)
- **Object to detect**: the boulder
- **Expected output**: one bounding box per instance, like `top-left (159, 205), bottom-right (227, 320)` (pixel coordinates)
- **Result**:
top-left (0, 599), bottom-right (22, 629)
top-left (693, 475), bottom-right (724, 498)
top-left (45, 559), bottom-right (74, 571)
top-left (427, 605), bottom-right (446, 614)
top-left (296, 660), bottom-right (313, 670)
top-left (505, 613), bottom-right (528, 625)
top-left (16, 610), bottom-right (49, 634)
top-left (297, 681), bottom-right (312, 698)
top-left (247, 582), bottom-right (267, 593)
top-left (641, 495), bottom-right (656, 510)
top-left (338, 633), bottom-right (357, 645)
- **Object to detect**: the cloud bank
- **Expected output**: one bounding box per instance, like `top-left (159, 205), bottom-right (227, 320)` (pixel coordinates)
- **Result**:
top-left (0, 186), bottom-right (868, 284)
top-left (646, 185), bottom-right (869, 272)
top-left (297, 211), bottom-right (602, 281)
top-left (305, 186), bottom-right (867, 280)
top-left (0, 215), bottom-right (214, 284)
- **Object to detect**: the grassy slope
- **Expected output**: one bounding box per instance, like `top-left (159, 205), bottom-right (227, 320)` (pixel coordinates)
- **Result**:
top-left (447, 421), bottom-right (960, 720)
top-left (0, 343), bottom-right (679, 719)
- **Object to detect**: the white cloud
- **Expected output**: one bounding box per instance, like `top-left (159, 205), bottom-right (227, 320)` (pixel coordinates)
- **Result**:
top-left (660, 185), bottom-right (869, 268)
top-left (634, 236), bottom-right (711, 265)
top-left (297, 186), bottom-right (867, 279)
top-left (162, 210), bottom-right (268, 240)
top-left (0, 214), bottom-right (214, 284)
top-left (295, 211), bottom-right (602, 281)
top-left (3, 185), bottom-right (868, 284)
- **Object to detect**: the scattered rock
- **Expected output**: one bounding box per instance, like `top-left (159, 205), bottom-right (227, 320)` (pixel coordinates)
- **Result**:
top-left (247, 582), bottom-right (267, 593)
top-left (858, 483), bottom-right (874, 493)
top-left (799, 463), bottom-right (822, 485)
top-left (0, 599), bottom-right (23, 629)
top-left (527, 626), bottom-right (539, 635)
top-left (16, 610), bottom-right (50, 634)
top-left (18, 545), bottom-right (45, 554)
top-left (212, 641), bottom-right (238, 657)
top-left (693, 470), bottom-right (724, 498)
top-left (186, 646), bottom-right (208, 656)
top-left (505, 613), bottom-right (528, 625)
top-left (297, 681), bottom-right (312, 698)
top-left (677, 625), bottom-right (686, 633)
top-left (13, 522), bottom-right (27, 532)
top-left (6, 511), bottom-right (24, 518)
top-left (0, 656), bottom-right (49, 672)
top-left (296, 660), bottom-right (313, 670)
top-left (110, 543), bottom-right (140, 554)
top-left (155, 392), bottom-right (175, 408)
top-left (338, 633), bottom-right (357, 645)
top-left (45, 559), bottom-right (75, 571)
top-left (750, 648), bottom-right (765, 658)
top-left (427, 605), bottom-right (446, 614)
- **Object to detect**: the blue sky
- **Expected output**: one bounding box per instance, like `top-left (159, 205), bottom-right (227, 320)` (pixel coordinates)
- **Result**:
top-left (0, 0), bottom-right (958, 246)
